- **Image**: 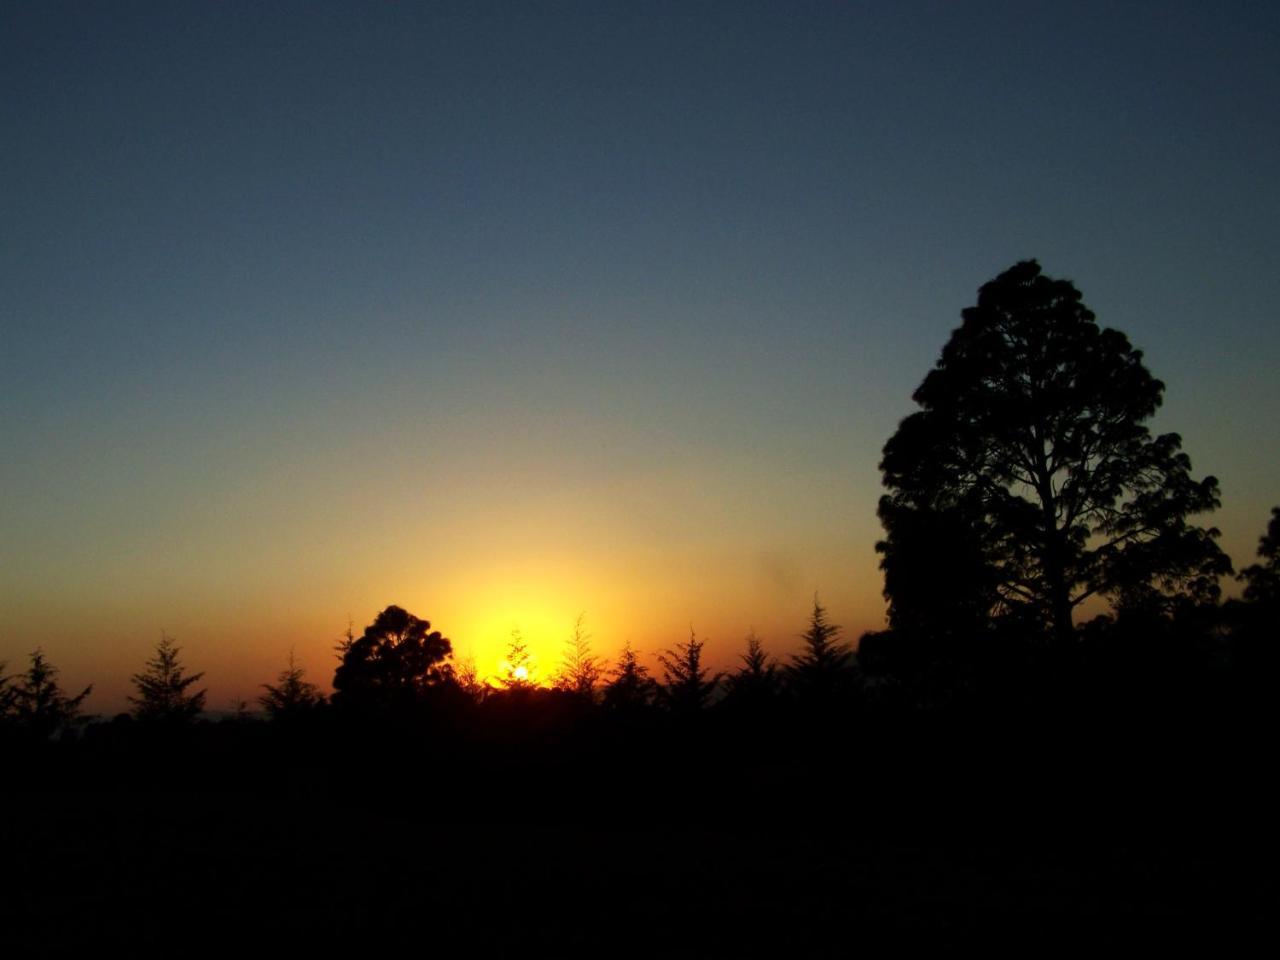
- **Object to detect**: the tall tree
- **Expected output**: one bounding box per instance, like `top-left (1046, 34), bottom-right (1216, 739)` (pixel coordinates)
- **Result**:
top-left (879, 260), bottom-right (1231, 643)
top-left (5, 649), bottom-right (92, 740)
top-left (130, 634), bottom-right (206, 724)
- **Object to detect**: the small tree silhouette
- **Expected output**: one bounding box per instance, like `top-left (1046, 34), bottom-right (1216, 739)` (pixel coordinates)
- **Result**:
top-left (259, 649), bottom-right (324, 720)
top-left (786, 597), bottom-right (855, 705)
top-left (129, 633), bottom-right (207, 724)
top-left (497, 628), bottom-right (537, 692)
top-left (722, 631), bottom-right (781, 708)
top-left (6, 649), bottom-right (92, 740)
top-left (554, 613), bottom-right (602, 701)
top-left (602, 641), bottom-right (656, 712)
top-left (657, 630), bottom-right (721, 714)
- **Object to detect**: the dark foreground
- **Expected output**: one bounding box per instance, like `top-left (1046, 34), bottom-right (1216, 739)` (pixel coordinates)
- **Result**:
top-left (3, 711), bottom-right (1266, 955)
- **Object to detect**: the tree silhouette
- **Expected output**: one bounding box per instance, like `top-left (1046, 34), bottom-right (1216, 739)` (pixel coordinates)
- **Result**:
top-left (259, 649), bottom-right (324, 720)
top-left (657, 630), bottom-right (721, 714)
top-left (879, 260), bottom-right (1231, 644)
top-left (497, 628), bottom-right (537, 692)
top-left (331, 605), bottom-right (453, 712)
top-left (786, 598), bottom-right (855, 704)
top-left (5, 649), bottom-right (92, 740)
top-left (130, 634), bottom-right (206, 723)
top-left (1240, 507), bottom-right (1280, 606)
top-left (722, 631), bottom-right (782, 708)
top-left (601, 641), bottom-right (656, 713)
top-left (553, 613), bottom-right (602, 701)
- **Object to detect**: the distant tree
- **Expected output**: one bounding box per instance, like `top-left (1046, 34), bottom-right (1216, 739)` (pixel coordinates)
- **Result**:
top-left (454, 653), bottom-right (487, 703)
top-left (259, 649), bottom-right (324, 720)
top-left (1240, 507), bottom-right (1280, 606)
top-left (601, 642), bottom-right (657, 713)
top-left (497, 628), bottom-right (537, 692)
top-left (553, 613), bottom-right (602, 701)
top-left (786, 598), bottom-right (856, 704)
top-left (657, 630), bottom-right (721, 714)
top-left (879, 260), bottom-right (1231, 644)
top-left (129, 634), bottom-right (207, 724)
top-left (331, 605), bottom-right (453, 712)
top-left (5, 649), bottom-right (92, 740)
top-left (722, 631), bottom-right (782, 708)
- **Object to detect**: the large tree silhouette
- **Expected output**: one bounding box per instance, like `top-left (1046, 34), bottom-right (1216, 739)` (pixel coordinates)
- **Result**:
top-left (879, 260), bottom-right (1231, 644)
top-left (331, 605), bottom-right (453, 712)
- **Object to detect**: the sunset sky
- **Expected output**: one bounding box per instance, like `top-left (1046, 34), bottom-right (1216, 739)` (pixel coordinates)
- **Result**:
top-left (4, 2), bottom-right (1278, 713)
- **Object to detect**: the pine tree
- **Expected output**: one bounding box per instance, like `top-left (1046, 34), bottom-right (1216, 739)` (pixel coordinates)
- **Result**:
top-left (602, 642), bottom-right (656, 712)
top-left (657, 630), bottom-right (721, 714)
top-left (129, 633), bottom-right (207, 724)
top-left (259, 649), bottom-right (324, 719)
top-left (6, 649), bottom-right (92, 740)
top-left (722, 631), bottom-right (781, 708)
top-left (498, 628), bottom-right (536, 691)
top-left (554, 613), bottom-right (602, 701)
top-left (786, 598), bottom-right (855, 705)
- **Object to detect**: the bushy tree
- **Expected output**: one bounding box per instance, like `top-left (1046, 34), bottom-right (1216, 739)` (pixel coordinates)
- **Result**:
top-left (5, 649), bottom-right (92, 740)
top-left (259, 649), bottom-right (324, 720)
top-left (331, 605), bottom-right (453, 712)
top-left (130, 634), bottom-right (206, 724)
top-left (879, 260), bottom-right (1231, 643)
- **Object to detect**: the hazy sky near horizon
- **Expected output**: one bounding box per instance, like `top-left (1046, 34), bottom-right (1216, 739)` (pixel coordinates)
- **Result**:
top-left (4, 1), bottom-right (1279, 712)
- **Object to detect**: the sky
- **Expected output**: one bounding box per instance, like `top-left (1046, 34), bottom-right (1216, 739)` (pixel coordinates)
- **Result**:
top-left (3, 1), bottom-right (1278, 713)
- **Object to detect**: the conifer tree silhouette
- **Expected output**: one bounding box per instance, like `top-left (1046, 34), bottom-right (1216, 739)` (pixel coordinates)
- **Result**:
top-left (657, 630), bottom-right (721, 714)
top-left (602, 641), bottom-right (656, 712)
top-left (259, 649), bottom-right (324, 719)
top-left (6, 649), bottom-right (92, 739)
top-left (786, 598), bottom-right (855, 705)
top-left (130, 633), bottom-right (206, 724)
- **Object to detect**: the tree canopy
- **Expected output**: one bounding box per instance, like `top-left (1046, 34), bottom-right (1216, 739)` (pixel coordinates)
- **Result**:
top-left (878, 260), bottom-right (1231, 643)
top-left (331, 605), bottom-right (453, 711)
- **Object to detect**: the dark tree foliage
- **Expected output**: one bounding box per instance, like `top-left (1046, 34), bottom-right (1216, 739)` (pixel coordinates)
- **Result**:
top-left (553, 613), bottom-right (603, 701)
top-left (130, 634), bottom-right (207, 724)
top-left (4, 649), bottom-right (92, 740)
top-left (879, 260), bottom-right (1231, 644)
top-left (1239, 507), bottom-right (1280, 606)
top-left (657, 631), bottom-right (721, 714)
top-left (497, 628), bottom-right (536, 693)
top-left (721, 631), bottom-right (782, 709)
top-left (601, 642), bottom-right (656, 713)
top-left (331, 605), bottom-right (453, 712)
top-left (786, 598), bottom-right (855, 703)
top-left (259, 649), bottom-right (324, 720)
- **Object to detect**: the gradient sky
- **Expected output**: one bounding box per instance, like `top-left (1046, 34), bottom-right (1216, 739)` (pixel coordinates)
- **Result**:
top-left (4, 1), bottom-right (1278, 713)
